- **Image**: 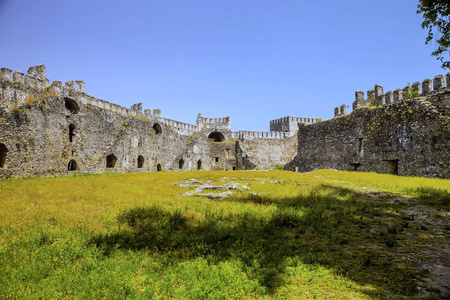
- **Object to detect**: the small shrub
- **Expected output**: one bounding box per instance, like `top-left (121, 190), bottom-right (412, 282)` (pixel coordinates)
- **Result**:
top-left (13, 108), bottom-right (24, 117)
top-left (402, 83), bottom-right (419, 100)
top-left (24, 94), bottom-right (37, 106)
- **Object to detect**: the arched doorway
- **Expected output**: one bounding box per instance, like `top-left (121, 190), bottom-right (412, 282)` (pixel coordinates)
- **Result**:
top-left (137, 155), bottom-right (144, 168)
top-left (197, 160), bottom-right (202, 170)
top-left (106, 154), bottom-right (117, 168)
top-left (157, 164), bottom-right (162, 171)
top-left (179, 159), bottom-right (184, 170)
top-left (68, 159), bottom-right (77, 171)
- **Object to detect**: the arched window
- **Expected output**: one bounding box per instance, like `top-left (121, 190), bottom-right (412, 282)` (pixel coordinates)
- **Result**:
top-left (208, 131), bottom-right (225, 142)
top-left (64, 98), bottom-right (80, 114)
top-left (157, 163), bottom-right (162, 171)
top-left (68, 159), bottom-right (77, 171)
top-left (179, 159), bottom-right (184, 170)
top-left (69, 124), bottom-right (75, 143)
top-left (197, 160), bottom-right (202, 170)
top-left (153, 123), bottom-right (162, 135)
top-left (137, 155), bottom-right (144, 168)
top-left (106, 154), bottom-right (117, 168)
top-left (0, 143), bottom-right (8, 168)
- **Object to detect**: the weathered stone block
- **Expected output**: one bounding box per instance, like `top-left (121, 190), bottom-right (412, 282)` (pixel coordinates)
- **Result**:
top-left (13, 71), bottom-right (24, 83)
top-left (422, 78), bottom-right (432, 95)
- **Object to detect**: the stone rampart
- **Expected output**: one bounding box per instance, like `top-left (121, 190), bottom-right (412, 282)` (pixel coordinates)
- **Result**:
top-left (287, 94), bottom-right (450, 178)
top-left (352, 72), bottom-right (450, 110)
top-left (334, 105), bottom-right (347, 117)
top-left (5, 64), bottom-right (446, 178)
top-left (0, 64), bottom-right (318, 178)
top-left (196, 113), bottom-right (231, 130)
top-left (157, 116), bottom-right (200, 135)
top-left (231, 130), bottom-right (293, 139)
top-left (269, 116), bottom-right (318, 132)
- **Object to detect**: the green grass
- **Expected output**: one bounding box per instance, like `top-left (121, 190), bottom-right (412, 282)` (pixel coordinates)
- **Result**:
top-left (0, 170), bottom-right (448, 299)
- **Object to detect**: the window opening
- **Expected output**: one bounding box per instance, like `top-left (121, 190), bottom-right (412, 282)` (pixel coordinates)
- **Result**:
top-left (0, 143), bottom-right (8, 168)
top-left (208, 131), bottom-right (225, 142)
top-left (215, 157), bottom-right (219, 162)
top-left (350, 162), bottom-right (361, 171)
top-left (64, 98), bottom-right (80, 114)
top-left (153, 123), bottom-right (162, 135)
top-left (138, 155), bottom-right (144, 168)
top-left (386, 160), bottom-right (399, 175)
top-left (106, 154), bottom-right (117, 168)
top-left (68, 159), bottom-right (77, 171)
top-left (69, 124), bottom-right (75, 143)
top-left (357, 138), bottom-right (363, 153)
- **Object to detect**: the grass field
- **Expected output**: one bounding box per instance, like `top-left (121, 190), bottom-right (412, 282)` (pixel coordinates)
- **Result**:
top-left (0, 170), bottom-right (448, 299)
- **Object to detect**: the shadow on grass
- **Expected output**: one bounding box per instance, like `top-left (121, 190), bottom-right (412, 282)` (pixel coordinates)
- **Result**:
top-left (409, 186), bottom-right (450, 206)
top-left (90, 185), bottom-right (423, 297)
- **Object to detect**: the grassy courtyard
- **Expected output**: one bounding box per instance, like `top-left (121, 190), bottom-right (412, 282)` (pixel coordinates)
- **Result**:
top-left (0, 170), bottom-right (448, 299)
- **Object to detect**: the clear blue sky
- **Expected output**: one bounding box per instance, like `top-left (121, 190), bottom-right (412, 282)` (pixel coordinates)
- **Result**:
top-left (0, 0), bottom-right (446, 130)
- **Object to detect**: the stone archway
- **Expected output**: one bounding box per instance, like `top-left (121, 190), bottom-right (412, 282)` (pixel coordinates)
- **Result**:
top-left (197, 160), bottom-right (202, 170)
top-left (68, 159), bottom-right (77, 171)
top-left (137, 155), bottom-right (144, 168)
top-left (208, 131), bottom-right (225, 142)
top-left (64, 98), bottom-right (80, 114)
top-left (106, 154), bottom-right (117, 168)
top-left (153, 123), bottom-right (162, 135)
top-left (179, 158), bottom-right (184, 170)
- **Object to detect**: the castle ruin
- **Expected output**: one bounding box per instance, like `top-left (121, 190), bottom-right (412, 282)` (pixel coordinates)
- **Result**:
top-left (0, 65), bottom-right (311, 178)
top-left (0, 65), bottom-right (448, 179)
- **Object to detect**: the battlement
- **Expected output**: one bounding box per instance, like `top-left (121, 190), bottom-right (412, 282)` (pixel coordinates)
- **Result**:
top-left (334, 105), bottom-right (347, 117)
top-left (196, 113), bottom-right (231, 130)
top-left (352, 72), bottom-right (450, 110)
top-left (155, 117), bottom-right (200, 134)
top-left (1, 65), bottom-right (50, 90)
top-left (232, 130), bottom-right (292, 140)
top-left (269, 116), bottom-right (318, 132)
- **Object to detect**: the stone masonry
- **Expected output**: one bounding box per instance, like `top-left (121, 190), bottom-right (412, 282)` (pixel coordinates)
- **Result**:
top-left (1, 65), bottom-right (449, 178)
top-left (0, 65), bottom-right (306, 178)
top-left (287, 76), bottom-right (450, 178)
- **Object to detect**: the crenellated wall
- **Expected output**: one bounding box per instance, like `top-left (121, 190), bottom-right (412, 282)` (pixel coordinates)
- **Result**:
top-left (232, 130), bottom-right (293, 139)
top-left (334, 105), bottom-right (347, 117)
top-left (196, 113), bottom-right (231, 130)
top-left (287, 86), bottom-right (450, 178)
top-left (269, 116), bottom-right (318, 132)
top-left (5, 64), bottom-right (444, 178)
top-left (352, 72), bottom-right (450, 111)
top-left (0, 65), bottom-right (305, 178)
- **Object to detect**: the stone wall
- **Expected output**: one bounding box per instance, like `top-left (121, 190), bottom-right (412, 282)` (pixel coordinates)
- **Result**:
top-left (286, 94), bottom-right (450, 178)
top-left (236, 134), bottom-right (298, 170)
top-left (270, 116), bottom-right (318, 132)
top-left (0, 65), bottom-right (302, 178)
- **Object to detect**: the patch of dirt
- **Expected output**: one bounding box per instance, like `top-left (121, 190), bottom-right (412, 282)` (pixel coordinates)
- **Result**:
top-left (400, 204), bottom-right (450, 299)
